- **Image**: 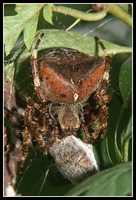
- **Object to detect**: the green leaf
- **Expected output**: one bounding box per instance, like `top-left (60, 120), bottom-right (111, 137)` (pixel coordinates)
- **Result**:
top-left (121, 116), bottom-right (132, 142)
top-left (35, 30), bottom-right (132, 56)
top-left (113, 105), bottom-right (125, 164)
top-left (65, 161), bottom-right (132, 196)
top-left (43, 4), bottom-right (54, 25)
top-left (119, 56), bottom-right (132, 109)
top-left (121, 116), bottom-right (132, 162)
top-left (16, 29), bottom-right (132, 59)
top-left (4, 61), bottom-right (15, 83)
top-left (118, 4), bottom-right (132, 14)
top-left (23, 11), bottom-right (40, 51)
top-left (4, 42), bottom-right (26, 83)
top-left (93, 137), bottom-right (113, 170)
top-left (4, 4), bottom-right (44, 55)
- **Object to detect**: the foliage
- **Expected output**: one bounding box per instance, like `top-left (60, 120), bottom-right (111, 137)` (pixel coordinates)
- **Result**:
top-left (4, 4), bottom-right (132, 197)
top-left (65, 161), bottom-right (132, 196)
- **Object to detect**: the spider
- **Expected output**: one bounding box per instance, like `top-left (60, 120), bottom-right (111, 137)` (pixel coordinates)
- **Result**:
top-left (19, 32), bottom-right (112, 175)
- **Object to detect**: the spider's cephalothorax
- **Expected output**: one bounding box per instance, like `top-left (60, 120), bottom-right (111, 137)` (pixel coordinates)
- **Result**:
top-left (20, 33), bottom-right (112, 175)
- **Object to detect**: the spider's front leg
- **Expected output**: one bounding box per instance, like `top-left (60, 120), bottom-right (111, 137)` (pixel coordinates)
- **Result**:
top-left (30, 33), bottom-right (48, 104)
top-left (20, 98), bottom-right (48, 175)
top-left (89, 55), bottom-right (112, 144)
top-left (88, 93), bottom-right (110, 144)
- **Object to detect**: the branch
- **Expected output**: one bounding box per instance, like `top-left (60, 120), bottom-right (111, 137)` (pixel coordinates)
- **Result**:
top-left (52, 4), bottom-right (132, 27)
top-left (103, 4), bottom-right (132, 27)
top-left (52, 5), bottom-right (107, 21)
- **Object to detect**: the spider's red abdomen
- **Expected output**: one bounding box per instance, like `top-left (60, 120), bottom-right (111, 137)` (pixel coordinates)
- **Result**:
top-left (38, 48), bottom-right (105, 104)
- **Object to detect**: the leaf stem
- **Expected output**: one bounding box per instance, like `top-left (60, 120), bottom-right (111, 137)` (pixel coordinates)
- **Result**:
top-left (52, 4), bottom-right (132, 27)
top-left (52, 5), bottom-right (107, 21)
top-left (123, 135), bottom-right (132, 162)
top-left (122, 116), bottom-right (132, 162)
top-left (114, 105), bottom-right (124, 163)
top-left (103, 4), bottom-right (132, 27)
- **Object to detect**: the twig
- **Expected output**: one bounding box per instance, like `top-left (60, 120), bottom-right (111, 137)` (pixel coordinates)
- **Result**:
top-left (52, 5), bottom-right (107, 21)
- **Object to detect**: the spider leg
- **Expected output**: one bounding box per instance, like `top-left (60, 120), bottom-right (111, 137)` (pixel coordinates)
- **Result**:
top-left (20, 126), bottom-right (31, 175)
top-left (28, 120), bottom-right (47, 155)
top-left (50, 126), bottom-right (59, 145)
top-left (30, 33), bottom-right (48, 104)
top-left (88, 97), bottom-right (109, 144)
top-left (81, 124), bottom-right (91, 143)
top-left (88, 74), bottom-right (112, 144)
top-left (85, 38), bottom-right (112, 144)
top-left (86, 37), bottom-right (112, 143)
top-left (20, 102), bottom-right (47, 175)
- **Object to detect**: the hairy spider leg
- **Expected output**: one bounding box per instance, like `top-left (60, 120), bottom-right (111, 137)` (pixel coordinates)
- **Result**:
top-left (20, 95), bottom-right (48, 175)
top-left (87, 37), bottom-right (112, 144)
top-left (30, 33), bottom-right (48, 103)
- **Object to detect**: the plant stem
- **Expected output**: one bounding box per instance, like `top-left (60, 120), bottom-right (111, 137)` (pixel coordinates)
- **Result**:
top-left (52, 4), bottom-right (132, 27)
top-left (114, 105), bottom-right (124, 163)
top-left (123, 135), bottom-right (132, 162)
top-left (52, 5), bottom-right (107, 21)
top-left (122, 116), bottom-right (132, 162)
top-left (103, 4), bottom-right (132, 27)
